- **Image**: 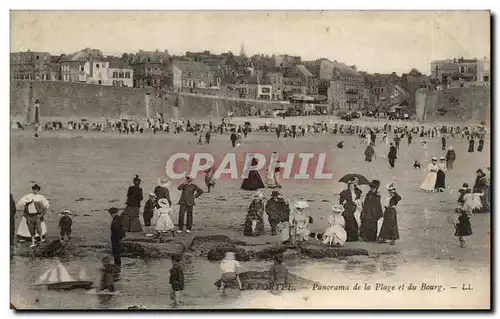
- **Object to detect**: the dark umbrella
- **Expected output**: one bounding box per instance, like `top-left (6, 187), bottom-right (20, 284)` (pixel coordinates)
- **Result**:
top-left (338, 174), bottom-right (370, 185)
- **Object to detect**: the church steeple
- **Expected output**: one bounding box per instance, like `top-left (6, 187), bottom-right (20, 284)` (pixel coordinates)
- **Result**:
top-left (239, 42), bottom-right (246, 57)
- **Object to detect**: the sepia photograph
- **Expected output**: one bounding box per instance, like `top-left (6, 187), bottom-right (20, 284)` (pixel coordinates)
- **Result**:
top-left (9, 10), bottom-right (491, 310)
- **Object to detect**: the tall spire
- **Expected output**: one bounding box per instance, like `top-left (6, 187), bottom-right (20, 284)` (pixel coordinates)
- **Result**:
top-left (240, 42), bottom-right (246, 57)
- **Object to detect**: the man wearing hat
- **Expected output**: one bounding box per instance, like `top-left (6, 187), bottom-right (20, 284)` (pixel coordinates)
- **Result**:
top-left (108, 207), bottom-right (126, 268)
top-left (265, 191), bottom-right (290, 235)
top-left (359, 180), bottom-right (383, 242)
top-left (388, 142), bottom-right (397, 169)
top-left (177, 175), bottom-right (204, 234)
top-left (17, 184), bottom-right (50, 248)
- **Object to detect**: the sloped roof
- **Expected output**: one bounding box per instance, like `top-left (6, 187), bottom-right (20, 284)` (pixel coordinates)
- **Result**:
top-left (296, 64), bottom-right (313, 77)
top-left (173, 61), bottom-right (214, 74)
top-left (63, 48), bottom-right (104, 62)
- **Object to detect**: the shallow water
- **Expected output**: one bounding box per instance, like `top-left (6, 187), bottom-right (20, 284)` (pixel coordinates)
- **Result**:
top-left (10, 253), bottom-right (489, 309)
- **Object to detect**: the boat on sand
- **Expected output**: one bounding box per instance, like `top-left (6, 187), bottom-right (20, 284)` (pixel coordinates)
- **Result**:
top-left (33, 260), bottom-right (93, 290)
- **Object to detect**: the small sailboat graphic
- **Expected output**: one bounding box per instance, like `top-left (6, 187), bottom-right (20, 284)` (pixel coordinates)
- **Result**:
top-left (33, 260), bottom-right (93, 290)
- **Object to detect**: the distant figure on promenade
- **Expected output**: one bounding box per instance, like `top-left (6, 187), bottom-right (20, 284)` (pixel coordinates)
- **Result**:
top-left (441, 135), bottom-right (447, 151)
top-left (230, 131), bottom-right (237, 147)
top-left (477, 135), bottom-right (484, 152)
top-left (420, 157), bottom-right (439, 192)
top-left (445, 146), bottom-right (456, 170)
top-left (388, 142), bottom-right (397, 169)
top-left (468, 138), bottom-right (475, 153)
top-left (177, 176), bottom-right (204, 234)
top-left (364, 142), bottom-right (376, 162)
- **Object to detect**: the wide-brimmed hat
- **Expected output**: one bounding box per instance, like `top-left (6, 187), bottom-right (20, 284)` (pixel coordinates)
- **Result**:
top-left (386, 182), bottom-right (397, 191)
top-left (331, 204), bottom-right (344, 214)
top-left (60, 209), bottom-right (71, 216)
top-left (369, 180), bottom-right (380, 188)
top-left (107, 207), bottom-right (119, 215)
top-left (271, 190), bottom-right (280, 197)
top-left (295, 201), bottom-right (309, 209)
top-left (440, 156), bottom-right (446, 161)
top-left (157, 176), bottom-right (171, 187)
top-left (431, 157), bottom-right (437, 161)
top-left (148, 192), bottom-right (156, 198)
top-left (158, 198), bottom-right (170, 208)
top-left (253, 190), bottom-right (264, 199)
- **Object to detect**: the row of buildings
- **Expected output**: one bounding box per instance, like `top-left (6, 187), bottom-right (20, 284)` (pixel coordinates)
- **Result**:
top-left (10, 46), bottom-right (490, 112)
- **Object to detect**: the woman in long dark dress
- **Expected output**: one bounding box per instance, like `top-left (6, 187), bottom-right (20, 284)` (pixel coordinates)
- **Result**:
top-left (241, 158), bottom-right (265, 191)
top-left (378, 182), bottom-right (402, 245)
top-left (339, 181), bottom-right (361, 241)
top-left (468, 138), bottom-right (475, 153)
top-left (360, 180), bottom-right (383, 242)
top-left (434, 157), bottom-right (447, 192)
top-left (477, 136), bottom-right (484, 152)
top-left (123, 175), bottom-right (144, 232)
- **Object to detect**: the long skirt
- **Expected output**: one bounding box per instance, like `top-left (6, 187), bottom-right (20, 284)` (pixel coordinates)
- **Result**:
top-left (243, 216), bottom-right (264, 236)
top-left (342, 208), bottom-right (359, 241)
top-left (359, 219), bottom-right (378, 242)
top-left (420, 172), bottom-right (437, 191)
top-left (435, 170), bottom-right (446, 189)
top-left (241, 171), bottom-right (265, 191)
top-left (123, 207), bottom-right (143, 232)
top-left (378, 207), bottom-right (399, 241)
top-left (17, 216), bottom-right (47, 240)
top-left (155, 213), bottom-right (174, 232)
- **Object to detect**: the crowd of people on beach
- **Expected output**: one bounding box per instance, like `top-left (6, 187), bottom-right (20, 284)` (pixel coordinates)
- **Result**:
top-left (11, 113), bottom-right (490, 303)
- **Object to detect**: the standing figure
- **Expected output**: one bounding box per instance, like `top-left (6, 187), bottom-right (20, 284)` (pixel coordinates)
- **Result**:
top-left (359, 180), bottom-right (383, 242)
top-left (364, 142), bottom-right (376, 162)
top-left (434, 157), bottom-right (447, 192)
top-left (477, 135), bottom-right (484, 152)
top-left (58, 210), bottom-right (73, 242)
top-left (240, 158), bottom-right (265, 191)
top-left (154, 177), bottom-right (172, 207)
top-left (154, 198), bottom-right (176, 239)
top-left (339, 181), bottom-right (361, 242)
top-left (420, 158), bottom-right (439, 192)
top-left (99, 256), bottom-right (116, 292)
top-left (107, 207), bottom-right (125, 269)
top-left (377, 182), bottom-right (401, 245)
top-left (468, 138), bottom-right (475, 153)
top-left (445, 146), bottom-right (456, 170)
top-left (454, 209), bottom-right (472, 248)
top-left (205, 131), bottom-right (211, 145)
top-left (230, 132), bottom-right (237, 147)
top-left (169, 254), bottom-right (184, 306)
top-left (204, 168), bottom-right (216, 193)
top-left (473, 169), bottom-right (490, 213)
top-left (177, 176), bottom-right (204, 234)
top-left (143, 193), bottom-right (156, 236)
top-left (441, 135), bottom-right (447, 151)
top-left (123, 175), bottom-right (143, 232)
top-left (388, 142), bottom-right (397, 169)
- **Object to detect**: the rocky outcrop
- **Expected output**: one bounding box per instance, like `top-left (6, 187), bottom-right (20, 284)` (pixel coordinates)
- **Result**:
top-left (189, 235), bottom-right (236, 253)
top-left (299, 243), bottom-right (369, 259)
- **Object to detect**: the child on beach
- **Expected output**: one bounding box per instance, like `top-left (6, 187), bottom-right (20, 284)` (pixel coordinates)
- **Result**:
top-left (219, 251), bottom-right (242, 295)
top-left (169, 254), bottom-right (184, 306)
top-left (143, 193), bottom-right (156, 237)
top-left (453, 209), bottom-right (472, 248)
top-left (58, 210), bottom-right (73, 242)
top-left (99, 256), bottom-right (116, 292)
top-left (458, 183), bottom-right (471, 206)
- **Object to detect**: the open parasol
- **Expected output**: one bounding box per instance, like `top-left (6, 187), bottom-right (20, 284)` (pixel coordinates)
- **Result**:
top-left (338, 174), bottom-right (370, 185)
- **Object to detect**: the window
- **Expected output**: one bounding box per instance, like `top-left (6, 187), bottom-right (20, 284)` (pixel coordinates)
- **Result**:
top-left (64, 74), bottom-right (69, 81)
top-left (125, 72), bottom-right (130, 78)
top-left (113, 71), bottom-right (118, 78)
top-left (119, 72), bottom-right (124, 78)
top-left (80, 66), bottom-right (84, 72)
top-left (41, 74), bottom-right (46, 80)
top-left (96, 64), bottom-right (100, 68)
top-left (484, 76), bottom-right (489, 82)
top-left (459, 66), bottom-right (465, 73)
top-left (98, 80), bottom-right (102, 84)
top-left (36, 55), bottom-right (39, 60)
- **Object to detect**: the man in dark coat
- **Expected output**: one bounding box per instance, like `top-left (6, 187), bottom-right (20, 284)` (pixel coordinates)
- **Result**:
top-left (388, 143), bottom-right (397, 168)
top-left (441, 136), bottom-right (447, 151)
top-left (445, 146), bottom-right (456, 170)
top-left (265, 191), bottom-right (290, 235)
top-left (177, 176), bottom-right (204, 234)
top-left (473, 169), bottom-right (490, 213)
top-left (108, 207), bottom-right (125, 269)
top-left (359, 180), bottom-right (383, 242)
top-left (364, 143), bottom-right (375, 162)
top-left (394, 134), bottom-right (401, 150)
top-left (477, 135), bottom-right (484, 152)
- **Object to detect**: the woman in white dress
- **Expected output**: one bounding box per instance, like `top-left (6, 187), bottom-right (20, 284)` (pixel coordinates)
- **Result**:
top-left (420, 157), bottom-right (439, 192)
top-left (322, 205), bottom-right (347, 247)
top-left (154, 198), bottom-right (175, 239)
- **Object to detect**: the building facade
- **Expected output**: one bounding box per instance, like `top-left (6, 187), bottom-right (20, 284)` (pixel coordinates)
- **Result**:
top-left (107, 59), bottom-right (134, 87)
top-left (166, 61), bottom-right (214, 91)
top-left (320, 60), bottom-right (364, 111)
top-left (10, 51), bottom-right (52, 81)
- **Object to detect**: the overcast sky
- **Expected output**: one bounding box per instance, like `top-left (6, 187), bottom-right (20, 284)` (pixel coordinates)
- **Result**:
top-left (10, 10), bottom-right (490, 75)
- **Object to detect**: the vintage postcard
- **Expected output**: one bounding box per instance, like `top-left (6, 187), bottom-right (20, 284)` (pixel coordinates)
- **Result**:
top-left (9, 10), bottom-right (491, 310)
